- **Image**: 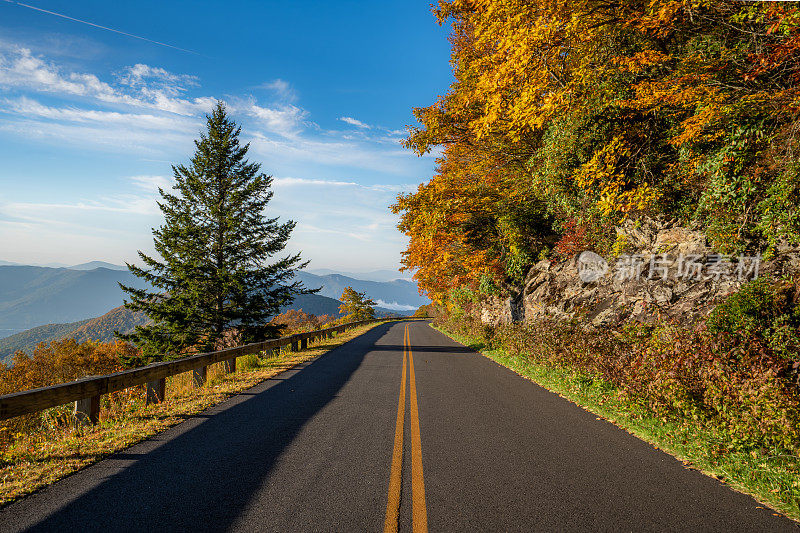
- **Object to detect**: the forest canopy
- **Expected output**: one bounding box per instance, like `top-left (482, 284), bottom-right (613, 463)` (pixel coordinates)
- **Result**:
top-left (393, 0), bottom-right (800, 304)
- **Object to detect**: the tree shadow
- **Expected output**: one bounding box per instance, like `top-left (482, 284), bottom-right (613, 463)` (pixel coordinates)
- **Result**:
top-left (17, 323), bottom-right (395, 532)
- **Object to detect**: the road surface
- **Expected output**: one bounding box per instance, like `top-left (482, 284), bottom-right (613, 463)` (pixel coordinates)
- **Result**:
top-left (0, 320), bottom-right (796, 532)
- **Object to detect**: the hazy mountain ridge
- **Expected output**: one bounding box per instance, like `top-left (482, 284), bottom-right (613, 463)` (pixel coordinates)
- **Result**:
top-left (0, 265), bottom-right (422, 362)
top-left (0, 266), bottom-right (151, 332)
top-left (305, 268), bottom-right (412, 283)
top-left (295, 271), bottom-right (427, 309)
top-left (0, 291), bottom-right (407, 363)
top-left (68, 261), bottom-right (127, 271)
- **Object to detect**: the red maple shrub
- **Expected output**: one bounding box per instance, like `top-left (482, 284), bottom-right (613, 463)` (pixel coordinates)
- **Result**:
top-left (436, 313), bottom-right (800, 454)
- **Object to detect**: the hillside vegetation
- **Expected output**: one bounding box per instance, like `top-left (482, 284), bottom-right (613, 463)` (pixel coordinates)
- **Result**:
top-left (0, 318), bottom-right (94, 364)
top-left (0, 293), bottom-right (352, 363)
top-left (394, 1), bottom-right (800, 303)
top-left (0, 266), bottom-right (149, 332)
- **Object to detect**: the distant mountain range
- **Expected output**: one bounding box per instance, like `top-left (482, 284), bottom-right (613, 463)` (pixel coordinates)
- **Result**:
top-left (68, 261), bottom-right (128, 271)
top-left (0, 260), bottom-right (125, 269)
top-left (0, 292), bottom-right (357, 363)
top-left (295, 271), bottom-right (426, 311)
top-left (0, 261), bottom-right (414, 282)
top-left (0, 263), bottom-right (423, 362)
top-left (0, 266), bottom-right (151, 332)
top-left (0, 264), bottom-right (426, 333)
top-left (305, 268), bottom-right (412, 282)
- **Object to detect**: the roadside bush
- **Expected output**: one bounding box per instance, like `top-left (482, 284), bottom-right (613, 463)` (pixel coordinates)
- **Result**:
top-left (0, 339), bottom-right (139, 453)
top-left (707, 278), bottom-right (800, 359)
top-left (270, 309), bottom-right (336, 334)
top-left (414, 304), bottom-right (435, 318)
top-left (435, 310), bottom-right (800, 455)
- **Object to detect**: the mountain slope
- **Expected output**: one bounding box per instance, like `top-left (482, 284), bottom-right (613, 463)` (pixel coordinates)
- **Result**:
top-left (295, 271), bottom-right (426, 309)
top-left (0, 266), bottom-right (150, 331)
top-left (0, 318), bottom-right (94, 363)
top-left (68, 261), bottom-right (127, 271)
top-left (0, 293), bottom-right (362, 363)
top-left (0, 266), bottom-right (421, 333)
top-left (305, 268), bottom-right (412, 282)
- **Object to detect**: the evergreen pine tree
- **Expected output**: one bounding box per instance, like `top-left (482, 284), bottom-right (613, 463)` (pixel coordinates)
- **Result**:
top-left (118, 102), bottom-right (309, 365)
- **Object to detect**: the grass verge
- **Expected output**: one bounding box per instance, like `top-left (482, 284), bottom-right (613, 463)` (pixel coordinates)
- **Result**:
top-left (432, 323), bottom-right (800, 523)
top-left (0, 320), bottom-right (394, 506)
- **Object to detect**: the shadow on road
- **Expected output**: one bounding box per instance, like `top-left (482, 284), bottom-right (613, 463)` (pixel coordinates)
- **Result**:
top-left (366, 344), bottom-right (477, 354)
top-left (21, 322), bottom-right (396, 532)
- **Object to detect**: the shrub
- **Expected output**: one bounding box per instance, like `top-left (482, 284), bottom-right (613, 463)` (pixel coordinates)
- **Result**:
top-left (435, 311), bottom-right (800, 455)
top-left (707, 278), bottom-right (800, 358)
top-left (0, 339), bottom-right (139, 452)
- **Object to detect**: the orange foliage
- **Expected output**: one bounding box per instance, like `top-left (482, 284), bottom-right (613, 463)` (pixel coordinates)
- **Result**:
top-left (270, 309), bottom-right (336, 334)
top-left (0, 339), bottom-right (137, 397)
top-left (395, 0), bottom-right (800, 306)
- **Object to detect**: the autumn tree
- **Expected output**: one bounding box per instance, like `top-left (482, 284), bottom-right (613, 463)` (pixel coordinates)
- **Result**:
top-left (270, 309), bottom-right (336, 333)
top-left (119, 102), bottom-right (310, 365)
top-left (395, 1), bottom-right (800, 308)
top-left (338, 287), bottom-right (377, 321)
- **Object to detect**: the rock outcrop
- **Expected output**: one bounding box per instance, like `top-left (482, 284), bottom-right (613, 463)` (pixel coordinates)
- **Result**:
top-left (480, 218), bottom-right (800, 327)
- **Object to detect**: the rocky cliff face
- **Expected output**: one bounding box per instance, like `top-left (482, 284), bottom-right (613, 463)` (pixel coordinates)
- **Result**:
top-left (480, 219), bottom-right (800, 328)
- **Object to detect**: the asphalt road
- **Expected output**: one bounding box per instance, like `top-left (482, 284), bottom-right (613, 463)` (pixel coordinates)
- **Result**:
top-left (0, 320), bottom-right (796, 532)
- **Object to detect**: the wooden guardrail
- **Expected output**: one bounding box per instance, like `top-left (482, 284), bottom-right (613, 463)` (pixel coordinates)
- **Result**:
top-left (0, 318), bottom-right (384, 424)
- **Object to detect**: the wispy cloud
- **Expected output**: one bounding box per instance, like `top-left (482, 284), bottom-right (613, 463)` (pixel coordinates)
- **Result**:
top-left (0, 46), bottom-right (215, 115)
top-left (116, 63), bottom-right (198, 91)
top-left (339, 116), bottom-right (371, 129)
top-left (1, 96), bottom-right (199, 131)
top-left (271, 176), bottom-right (416, 193)
top-left (130, 175), bottom-right (173, 192)
top-left (256, 78), bottom-right (296, 102)
top-left (272, 177), bottom-right (358, 187)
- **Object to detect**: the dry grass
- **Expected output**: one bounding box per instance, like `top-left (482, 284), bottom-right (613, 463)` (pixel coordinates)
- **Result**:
top-left (0, 322), bottom-right (391, 506)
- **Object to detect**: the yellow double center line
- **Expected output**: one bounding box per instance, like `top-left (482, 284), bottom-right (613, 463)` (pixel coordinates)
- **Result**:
top-left (384, 324), bottom-right (427, 533)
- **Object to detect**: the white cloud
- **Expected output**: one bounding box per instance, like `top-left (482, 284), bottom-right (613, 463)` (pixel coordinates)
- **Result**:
top-left (248, 102), bottom-right (307, 138)
top-left (0, 46), bottom-right (129, 103)
top-left (257, 78), bottom-right (296, 102)
top-left (131, 175), bottom-right (173, 192)
top-left (374, 300), bottom-right (418, 312)
top-left (1, 96), bottom-right (199, 131)
top-left (272, 177), bottom-right (358, 187)
top-left (339, 116), bottom-right (371, 129)
top-left (270, 176), bottom-right (415, 193)
top-left (116, 63), bottom-right (198, 90)
top-left (0, 118), bottom-right (194, 154)
top-left (0, 46), bottom-right (214, 116)
top-left (249, 133), bottom-right (414, 174)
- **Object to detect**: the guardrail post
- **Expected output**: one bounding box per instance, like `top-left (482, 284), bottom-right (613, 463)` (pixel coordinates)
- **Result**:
top-left (291, 337), bottom-right (299, 352)
top-left (193, 366), bottom-right (207, 388)
top-left (300, 337), bottom-right (308, 350)
top-left (146, 378), bottom-right (166, 405)
top-left (223, 357), bottom-right (236, 374)
top-left (74, 390), bottom-right (100, 426)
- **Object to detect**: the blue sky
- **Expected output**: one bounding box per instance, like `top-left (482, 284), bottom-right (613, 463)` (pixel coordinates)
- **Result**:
top-left (0, 0), bottom-right (451, 272)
